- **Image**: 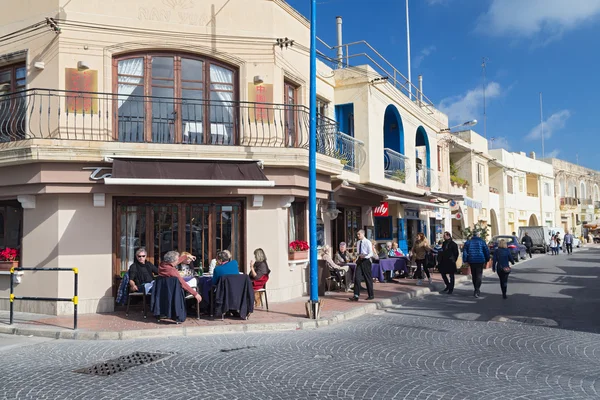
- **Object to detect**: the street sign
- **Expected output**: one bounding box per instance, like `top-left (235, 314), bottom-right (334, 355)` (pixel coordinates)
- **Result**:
top-left (453, 212), bottom-right (462, 220)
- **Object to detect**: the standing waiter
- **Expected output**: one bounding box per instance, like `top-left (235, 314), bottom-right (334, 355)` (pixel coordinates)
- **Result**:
top-left (349, 229), bottom-right (375, 301)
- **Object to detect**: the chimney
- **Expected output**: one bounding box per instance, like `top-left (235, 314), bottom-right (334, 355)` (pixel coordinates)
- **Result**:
top-left (529, 151), bottom-right (536, 160)
top-left (336, 16), bottom-right (343, 68)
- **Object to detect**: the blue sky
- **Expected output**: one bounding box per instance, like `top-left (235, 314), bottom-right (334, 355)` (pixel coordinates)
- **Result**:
top-left (286, 0), bottom-right (600, 169)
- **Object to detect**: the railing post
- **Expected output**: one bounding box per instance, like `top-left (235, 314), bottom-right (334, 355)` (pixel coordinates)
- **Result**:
top-left (73, 268), bottom-right (79, 330)
top-left (9, 267), bottom-right (14, 325)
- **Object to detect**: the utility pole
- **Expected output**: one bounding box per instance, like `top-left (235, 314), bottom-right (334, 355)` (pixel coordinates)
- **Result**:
top-left (406, 0), bottom-right (412, 100)
top-left (482, 57), bottom-right (488, 139)
top-left (540, 92), bottom-right (545, 159)
top-left (308, 0), bottom-right (319, 319)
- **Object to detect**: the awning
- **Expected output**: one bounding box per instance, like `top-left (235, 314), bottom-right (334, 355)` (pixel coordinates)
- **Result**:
top-left (332, 182), bottom-right (386, 207)
top-left (386, 194), bottom-right (449, 209)
top-left (103, 159), bottom-right (275, 187)
top-left (334, 181), bottom-right (449, 209)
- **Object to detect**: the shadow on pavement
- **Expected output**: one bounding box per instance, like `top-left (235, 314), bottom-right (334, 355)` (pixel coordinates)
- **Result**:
top-left (382, 250), bottom-right (600, 335)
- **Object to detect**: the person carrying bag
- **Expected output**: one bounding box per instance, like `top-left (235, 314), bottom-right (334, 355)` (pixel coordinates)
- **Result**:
top-left (492, 239), bottom-right (515, 299)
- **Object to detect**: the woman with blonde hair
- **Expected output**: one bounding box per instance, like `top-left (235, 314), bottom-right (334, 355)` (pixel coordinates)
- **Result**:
top-left (492, 239), bottom-right (514, 299)
top-left (322, 245), bottom-right (353, 292)
top-left (249, 248), bottom-right (271, 306)
top-left (411, 232), bottom-right (432, 286)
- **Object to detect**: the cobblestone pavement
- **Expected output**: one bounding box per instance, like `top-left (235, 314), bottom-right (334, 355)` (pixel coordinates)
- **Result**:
top-left (0, 248), bottom-right (599, 400)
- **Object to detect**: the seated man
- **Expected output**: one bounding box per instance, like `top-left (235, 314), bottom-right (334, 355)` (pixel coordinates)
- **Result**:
top-left (128, 248), bottom-right (158, 294)
top-left (158, 250), bottom-right (202, 303)
top-left (212, 250), bottom-right (240, 285)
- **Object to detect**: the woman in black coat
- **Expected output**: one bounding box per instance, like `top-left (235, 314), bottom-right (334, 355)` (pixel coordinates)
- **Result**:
top-left (438, 232), bottom-right (459, 294)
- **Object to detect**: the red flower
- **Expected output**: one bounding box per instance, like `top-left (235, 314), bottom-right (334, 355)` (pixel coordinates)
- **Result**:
top-left (289, 240), bottom-right (309, 252)
top-left (0, 247), bottom-right (18, 262)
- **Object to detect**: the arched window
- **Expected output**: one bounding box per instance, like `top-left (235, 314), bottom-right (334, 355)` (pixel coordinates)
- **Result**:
top-left (114, 52), bottom-right (237, 145)
top-left (580, 181), bottom-right (587, 199)
top-left (559, 181), bottom-right (565, 197)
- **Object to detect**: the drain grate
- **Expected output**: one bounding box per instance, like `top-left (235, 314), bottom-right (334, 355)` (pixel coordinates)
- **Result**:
top-left (74, 352), bottom-right (171, 376)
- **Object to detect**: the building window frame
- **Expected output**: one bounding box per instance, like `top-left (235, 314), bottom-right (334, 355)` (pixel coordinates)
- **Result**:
top-left (113, 52), bottom-right (238, 144)
top-left (288, 200), bottom-right (307, 244)
top-left (507, 175), bottom-right (514, 194)
top-left (374, 216), bottom-right (393, 241)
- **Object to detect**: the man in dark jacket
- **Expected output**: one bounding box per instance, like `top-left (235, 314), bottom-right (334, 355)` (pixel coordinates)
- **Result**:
top-left (462, 232), bottom-right (490, 298)
top-left (438, 232), bottom-right (459, 294)
top-left (521, 232), bottom-right (533, 258)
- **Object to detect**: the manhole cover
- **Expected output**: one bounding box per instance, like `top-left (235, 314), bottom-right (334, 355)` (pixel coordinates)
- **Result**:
top-left (492, 316), bottom-right (558, 327)
top-left (74, 352), bottom-right (171, 376)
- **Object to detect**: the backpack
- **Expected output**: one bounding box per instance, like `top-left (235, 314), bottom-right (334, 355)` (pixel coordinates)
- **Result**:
top-left (425, 251), bottom-right (436, 269)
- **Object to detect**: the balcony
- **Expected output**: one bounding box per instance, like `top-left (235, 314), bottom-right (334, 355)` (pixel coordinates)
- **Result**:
top-left (416, 167), bottom-right (435, 189)
top-left (560, 197), bottom-right (579, 211)
top-left (383, 148), bottom-right (410, 183)
top-left (0, 89), bottom-right (365, 172)
top-left (489, 186), bottom-right (499, 194)
top-left (580, 199), bottom-right (594, 206)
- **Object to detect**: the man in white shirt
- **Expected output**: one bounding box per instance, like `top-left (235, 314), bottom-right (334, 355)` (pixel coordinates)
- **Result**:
top-left (349, 229), bottom-right (375, 301)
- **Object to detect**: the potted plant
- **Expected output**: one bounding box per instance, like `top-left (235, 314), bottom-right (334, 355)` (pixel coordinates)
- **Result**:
top-left (393, 169), bottom-right (406, 182)
top-left (289, 240), bottom-right (309, 260)
top-left (462, 223), bottom-right (492, 269)
top-left (0, 247), bottom-right (19, 271)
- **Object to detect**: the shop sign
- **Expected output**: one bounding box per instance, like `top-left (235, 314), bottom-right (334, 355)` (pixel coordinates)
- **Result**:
top-left (405, 209), bottom-right (420, 220)
top-left (453, 212), bottom-right (463, 220)
top-left (373, 202), bottom-right (389, 217)
top-left (83, 167), bottom-right (112, 181)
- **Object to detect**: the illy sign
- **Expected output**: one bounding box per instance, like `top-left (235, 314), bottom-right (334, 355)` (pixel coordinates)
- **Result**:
top-left (373, 202), bottom-right (389, 217)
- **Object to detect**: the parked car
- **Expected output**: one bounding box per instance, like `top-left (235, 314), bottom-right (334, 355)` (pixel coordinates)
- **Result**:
top-left (489, 235), bottom-right (527, 262)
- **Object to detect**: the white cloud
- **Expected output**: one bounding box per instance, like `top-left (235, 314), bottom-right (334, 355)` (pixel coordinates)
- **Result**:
top-left (426, 0), bottom-right (450, 5)
top-left (439, 82), bottom-right (502, 124)
top-left (526, 110), bottom-right (571, 140)
top-left (490, 136), bottom-right (511, 151)
top-left (546, 149), bottom-right (561, 158)
top-left (413, 45), bottom-right (436, 68)
top-left (476, 0), bottom-right (600, 42)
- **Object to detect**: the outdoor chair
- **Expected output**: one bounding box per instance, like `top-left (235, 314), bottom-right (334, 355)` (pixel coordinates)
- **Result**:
top-left (126, 286), bottom-right (149, 319)
top-left (326, 267), bottom-right (348, 292)
top-left (255, 283), bottom-right (269, 311)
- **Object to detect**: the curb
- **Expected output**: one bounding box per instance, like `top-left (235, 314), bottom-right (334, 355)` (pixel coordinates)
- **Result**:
top-left (0, 276), bottom-right (477, 341)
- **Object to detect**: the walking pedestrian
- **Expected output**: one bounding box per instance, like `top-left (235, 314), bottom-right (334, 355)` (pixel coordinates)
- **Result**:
top-left (549, 234), bottom-right (558, 255)
top-left (521, 232), bottom-right (533, 259)
top-left (349, 229), bottom-right (374, 301)
top-left (412, 232), bottom-right (433, 286)
top-left (492, 239), bottom-right (514, 299)
top-left (462, 231), bottom-right (490, 298)
top-left (564, 231), bottom-right (574, 255)
top-left (438, 232), bottom-right (458, 294)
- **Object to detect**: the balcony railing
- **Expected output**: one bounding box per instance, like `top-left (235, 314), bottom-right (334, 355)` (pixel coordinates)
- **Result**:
top-left (0, 89), bottom-right (365, 171)
top-left (384, 148), bottom-right (410, 183)
top-left (580, 199), bottom-right (594, 206)
top-left (416, 167), bottom-right (435, 189)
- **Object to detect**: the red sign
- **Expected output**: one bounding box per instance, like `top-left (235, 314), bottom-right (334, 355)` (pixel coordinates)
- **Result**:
top-left (374, 202), bottom-right (389, 217)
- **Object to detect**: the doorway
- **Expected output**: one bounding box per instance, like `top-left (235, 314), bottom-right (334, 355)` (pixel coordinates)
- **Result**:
top-left (114, 198), bottom-right (244, 279)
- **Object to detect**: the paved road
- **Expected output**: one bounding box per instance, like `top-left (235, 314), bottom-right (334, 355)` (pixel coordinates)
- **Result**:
top-left (0, 248), bottom-right (599, 400)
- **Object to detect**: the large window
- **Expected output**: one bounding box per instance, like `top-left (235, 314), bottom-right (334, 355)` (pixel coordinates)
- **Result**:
top-left (0, 62), bottom-right (26, 141)
top-left (288, 201), bottom-right (306, 243)
top-left (507, 176), bottom-right (514, 194)
top-left (115, 53), bottom-right (236, 144)
top-left (115, 199), bottom-right (243, 277)
top-left (0, 201), bottom-right (22, 252)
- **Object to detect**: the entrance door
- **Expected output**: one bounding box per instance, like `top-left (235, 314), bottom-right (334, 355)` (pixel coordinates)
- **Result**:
top-left (115, 199), bottom-right (243, 280)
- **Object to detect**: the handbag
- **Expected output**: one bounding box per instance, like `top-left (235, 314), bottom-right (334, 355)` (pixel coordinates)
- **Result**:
top-left (501, 266), bottom-right (512, 273)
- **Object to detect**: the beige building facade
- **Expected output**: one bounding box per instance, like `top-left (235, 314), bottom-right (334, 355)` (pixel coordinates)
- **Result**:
top-left (0, 0), bottom-right (455, 315)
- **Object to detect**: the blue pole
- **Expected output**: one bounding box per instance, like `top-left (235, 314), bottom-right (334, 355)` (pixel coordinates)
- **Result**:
top-left (308, 0), bottom-right (318, 310)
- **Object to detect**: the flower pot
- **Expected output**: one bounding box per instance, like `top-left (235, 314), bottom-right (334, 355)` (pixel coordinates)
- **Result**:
top-left (289, 250), bottom-right (308, 261)
top-left (0, 261), bottom-right (19, 272)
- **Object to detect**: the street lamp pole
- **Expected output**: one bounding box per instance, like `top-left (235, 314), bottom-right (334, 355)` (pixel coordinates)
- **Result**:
top-left (308, 0), bottom-right (319, 319)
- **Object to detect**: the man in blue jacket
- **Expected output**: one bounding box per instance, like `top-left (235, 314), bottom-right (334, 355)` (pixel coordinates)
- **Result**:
top-left (462, 232), bottom-right (490, 298)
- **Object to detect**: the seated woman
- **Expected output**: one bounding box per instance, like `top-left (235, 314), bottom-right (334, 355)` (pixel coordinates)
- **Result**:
top-left (212, 250), bottom-right (239, 286)
top-left (388, 241), bottom-right (405, 257)
top-left (249, 248), bottom-right (271, 306)
top-left (334, 242), bottom-right (353, 265)
top-left (370, 239), bottom-right (380, 264)
top-left (178, 251), bottom-right (194, 277)
top-left (377, 243), bottom-right (389, 259)
top-left (321, 245), bottom-right (353, 292)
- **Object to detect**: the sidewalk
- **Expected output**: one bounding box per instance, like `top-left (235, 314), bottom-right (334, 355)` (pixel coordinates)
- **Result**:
top-left (0, 270), bottom-right (489, 340)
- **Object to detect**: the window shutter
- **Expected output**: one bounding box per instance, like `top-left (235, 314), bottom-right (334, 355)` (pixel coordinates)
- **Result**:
top-left (397, 218), bottom-right (408, 254)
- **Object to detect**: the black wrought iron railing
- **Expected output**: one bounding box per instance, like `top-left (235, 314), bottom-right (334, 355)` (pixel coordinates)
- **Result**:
top-left (0, 89), bottom-right (365, 172)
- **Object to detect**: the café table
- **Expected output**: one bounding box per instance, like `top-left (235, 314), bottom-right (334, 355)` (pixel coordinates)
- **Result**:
top-left (379, 257), bottom-right (410, 276)
top-left (348, 262), bottom-right (385, 283)
top-left (184, 275), bottom-right (213, 311)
